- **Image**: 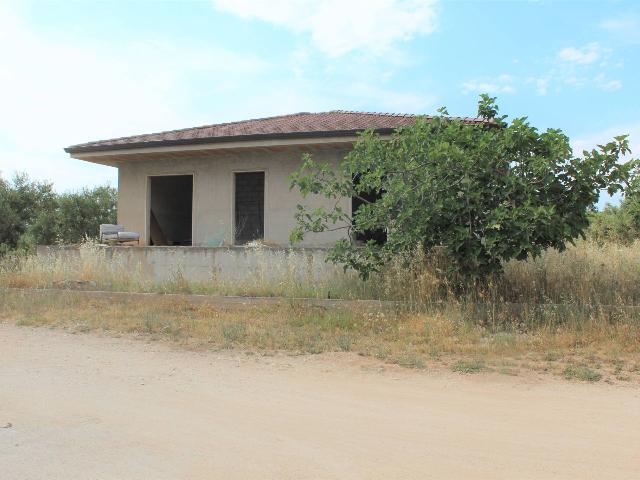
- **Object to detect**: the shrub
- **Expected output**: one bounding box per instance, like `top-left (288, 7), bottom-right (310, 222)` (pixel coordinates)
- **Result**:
top-left (290, 95), bottom-right (637, 282)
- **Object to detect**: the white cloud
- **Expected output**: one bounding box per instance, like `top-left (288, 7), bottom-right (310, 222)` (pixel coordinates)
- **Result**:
top-left (512, 42), bottom-right (623, 96)
top-left (556, 43), bottom-right (605, 65)
top-left (0, 2), bottom-right (438, 190)
top-left (594, 74), bottom-right (622, 92)
top-left (525, 76), bottom-right (550, 95)
top-left (0, 2), bottom-right (268, 191)
top-left (211, 0), bottom-right (438, 57)
top-left (600, 79), bottom-right (623, 91)
top-left (600, 14), bottom-right (640, 43)
top-left (469, 65), bottom-right (622, 98)
top-left (552, 43), bottom-right (622, 93)
top-left (461, 75), bottom-right (516, 95)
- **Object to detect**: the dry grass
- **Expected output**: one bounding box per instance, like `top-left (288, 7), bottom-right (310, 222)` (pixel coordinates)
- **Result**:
top-left (0, 241), bottom-right (367, 299)
top-left (2, 240), bottom-right (640, 307)
top-left (370, 240), bottom-right (640, 307)
top-left (2, 289), bottom-right (638, 383)
top-left (1, 240), bottom-right (639, 382)
top-left (0, 242), bottom-right (148, 292)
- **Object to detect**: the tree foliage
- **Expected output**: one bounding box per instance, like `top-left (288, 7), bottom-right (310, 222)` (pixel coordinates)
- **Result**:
top-left (587, 177), bottom-right (640, 245)
top-left (0, 173), bottom-right (117, 254)
top-left (0, 173), bottom-right (57, 253)
top-left (290, 95), bottom-right (638, 281)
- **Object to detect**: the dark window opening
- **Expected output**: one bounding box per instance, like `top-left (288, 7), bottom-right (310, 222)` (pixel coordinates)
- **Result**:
top-left (235, 172), bottom-right (264, 244)
top-left (149, 175), bottom-right (193, 246)
top-left (352, 174), bottom-right (386, 245)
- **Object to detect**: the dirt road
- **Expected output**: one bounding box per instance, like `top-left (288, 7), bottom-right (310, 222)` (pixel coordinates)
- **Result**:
top-left (1, 324), bottom-right (639, 479)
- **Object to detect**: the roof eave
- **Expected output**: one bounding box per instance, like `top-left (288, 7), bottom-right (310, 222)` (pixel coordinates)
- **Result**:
top-left (64, 128), bottom-right (398, 154)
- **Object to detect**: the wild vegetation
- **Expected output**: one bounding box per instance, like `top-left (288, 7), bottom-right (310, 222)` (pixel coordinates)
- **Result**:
top-left (0, 173), bottom-right (116, 255)
top-left (587, 198), bottom-right (640, 246)
top-left (291, 95), bottom-right (638, 281)
top-left (2, 287), bottom-right (638, 383)
top-left (1, 238), bottom-right (639, 382)
top-left (2, 238), bottom-right (640, 307)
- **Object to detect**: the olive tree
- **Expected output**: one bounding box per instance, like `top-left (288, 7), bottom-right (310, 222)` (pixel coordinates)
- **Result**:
top-left (0, 173), bottom-right (117, 253)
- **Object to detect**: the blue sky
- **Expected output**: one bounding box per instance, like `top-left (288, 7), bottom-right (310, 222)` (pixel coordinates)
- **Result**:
top-left (1, 0), bottom-right (638, 207)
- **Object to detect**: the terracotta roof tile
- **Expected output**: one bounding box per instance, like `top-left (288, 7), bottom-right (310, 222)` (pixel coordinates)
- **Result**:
top-left (65, 110), bottom-right (489, 153)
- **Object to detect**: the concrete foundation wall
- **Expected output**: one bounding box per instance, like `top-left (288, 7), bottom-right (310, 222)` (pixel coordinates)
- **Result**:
top-left (117, 148), bottom-right (351, 247)
top-left (37, 245), bottom-right (343, 283)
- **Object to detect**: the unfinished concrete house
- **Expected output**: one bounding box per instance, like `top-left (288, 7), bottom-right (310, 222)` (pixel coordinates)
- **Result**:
top-left (65, 111), bottom-right (486, 248)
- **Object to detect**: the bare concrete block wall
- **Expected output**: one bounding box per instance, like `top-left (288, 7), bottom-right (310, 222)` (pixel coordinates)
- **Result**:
top-left (36, 245), bottom-right (343, 283)
top-left (117, 148), bottom-right (351, 248)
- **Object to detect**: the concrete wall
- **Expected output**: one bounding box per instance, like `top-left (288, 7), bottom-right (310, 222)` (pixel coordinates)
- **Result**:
top-left (37, 245), bottom-right (343, 283)
top-left (117, 148), bottom-right (351, 247)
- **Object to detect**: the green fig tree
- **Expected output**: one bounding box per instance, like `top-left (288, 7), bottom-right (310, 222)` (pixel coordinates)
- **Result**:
top-left (290, 95), bottom-right (637, 281)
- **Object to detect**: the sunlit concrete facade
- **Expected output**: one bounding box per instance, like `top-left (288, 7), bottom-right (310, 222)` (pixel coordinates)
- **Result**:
top-left (76, 141), bottom-right (354, 247)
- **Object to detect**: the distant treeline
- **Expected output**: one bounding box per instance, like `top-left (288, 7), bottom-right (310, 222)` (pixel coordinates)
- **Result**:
top-left (588, 194), bottom-right (640, 245)
top-left (0, 173), bottom-right (116, 255)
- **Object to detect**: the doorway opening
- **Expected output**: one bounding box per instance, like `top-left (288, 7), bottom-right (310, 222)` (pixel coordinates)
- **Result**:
top-left (234, 171), bottom-right (264, 244)
top-left (148, 175), bottom-right (193, 246)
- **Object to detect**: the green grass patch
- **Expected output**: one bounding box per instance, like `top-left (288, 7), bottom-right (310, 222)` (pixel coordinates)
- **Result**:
top-left (221, 321), bottom-right (247, 344)
top-left (289, 310), bottom-right (356, 331)
top-left (563, 364), bottom-right (602, 382)
top-left (337, 334), bottom-right (352, 352)
top-left (452, 359), bottom-right (487, 374)
top-left (394, 353), bottom-right (426, 369)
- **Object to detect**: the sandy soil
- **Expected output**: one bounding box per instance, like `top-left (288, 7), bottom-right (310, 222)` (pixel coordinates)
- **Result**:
top-left (1, 324), bottom-right (639, 479)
